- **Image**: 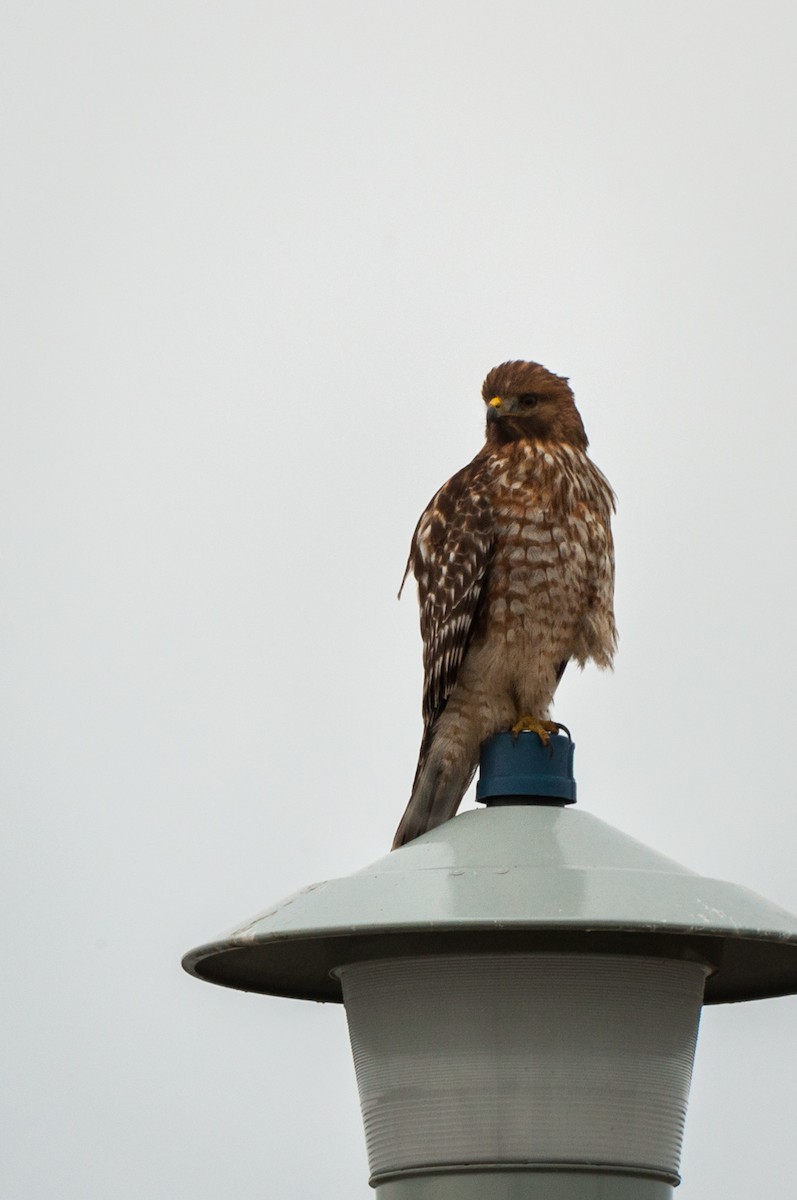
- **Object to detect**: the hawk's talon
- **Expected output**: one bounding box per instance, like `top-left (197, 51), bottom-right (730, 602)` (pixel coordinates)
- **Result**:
top-left (510, 717), bottom-right (559, 745)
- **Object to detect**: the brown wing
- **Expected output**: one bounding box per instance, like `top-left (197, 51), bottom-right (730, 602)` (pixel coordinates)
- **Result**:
top-left (401, 460), bottom-right (495, 733)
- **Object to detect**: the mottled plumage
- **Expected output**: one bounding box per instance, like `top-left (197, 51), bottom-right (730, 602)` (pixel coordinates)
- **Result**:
top-left (393, 361), bottom-right (616, 849)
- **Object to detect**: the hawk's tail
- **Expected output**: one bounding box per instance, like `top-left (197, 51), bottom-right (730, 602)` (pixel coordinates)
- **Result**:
top-left (391, 730), bottom-right (477, 849)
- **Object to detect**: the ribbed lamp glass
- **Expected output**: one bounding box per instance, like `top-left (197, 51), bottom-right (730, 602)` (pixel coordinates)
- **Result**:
top-left (338, 953), bottom-right (709, 1189)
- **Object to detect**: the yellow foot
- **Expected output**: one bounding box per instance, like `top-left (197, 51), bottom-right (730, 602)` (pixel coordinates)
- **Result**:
top-left (510, 717), bottom-right (559, 745)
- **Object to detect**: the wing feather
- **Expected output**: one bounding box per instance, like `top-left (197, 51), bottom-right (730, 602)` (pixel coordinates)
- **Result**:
top-left (405, 460), bottom-right (495, 731)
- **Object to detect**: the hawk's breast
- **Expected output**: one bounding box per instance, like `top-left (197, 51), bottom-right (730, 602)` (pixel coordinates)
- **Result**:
top-left (481, 442), bottom-right (605, 653)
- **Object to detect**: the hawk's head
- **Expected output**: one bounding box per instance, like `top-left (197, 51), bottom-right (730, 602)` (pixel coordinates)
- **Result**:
top-left (481, 361), bottom-right (588, 450)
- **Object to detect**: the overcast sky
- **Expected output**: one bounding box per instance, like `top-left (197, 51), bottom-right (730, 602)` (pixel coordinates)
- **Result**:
top-left (3, 3), bottom-right (797, 1197)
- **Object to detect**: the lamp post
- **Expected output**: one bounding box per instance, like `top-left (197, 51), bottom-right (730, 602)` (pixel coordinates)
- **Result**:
top-left (183, 732), bottom-right (797, 1198)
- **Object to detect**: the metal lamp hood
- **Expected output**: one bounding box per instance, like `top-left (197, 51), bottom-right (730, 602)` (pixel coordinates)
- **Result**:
top-left (182, 737), bottom-right (797, 1005)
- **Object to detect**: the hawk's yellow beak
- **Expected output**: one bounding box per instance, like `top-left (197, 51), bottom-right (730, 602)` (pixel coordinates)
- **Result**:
top-left (486, 395), bottom-right (503, 424)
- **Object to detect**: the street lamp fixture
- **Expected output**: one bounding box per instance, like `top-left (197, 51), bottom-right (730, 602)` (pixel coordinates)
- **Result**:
top-left (183, 732), bottom-right (797, 1198)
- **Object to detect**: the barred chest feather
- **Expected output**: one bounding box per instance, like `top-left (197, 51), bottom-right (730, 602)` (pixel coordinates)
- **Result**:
top-left (478, 439), bottom-right (614, 649)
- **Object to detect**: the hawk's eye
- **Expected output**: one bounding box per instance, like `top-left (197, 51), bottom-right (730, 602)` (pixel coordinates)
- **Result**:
top-left (516, 393), bottom-right (539, 407)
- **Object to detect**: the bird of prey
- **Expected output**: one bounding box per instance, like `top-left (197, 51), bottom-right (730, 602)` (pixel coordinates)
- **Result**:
top-left (393, 360), bottom-right (616, 849)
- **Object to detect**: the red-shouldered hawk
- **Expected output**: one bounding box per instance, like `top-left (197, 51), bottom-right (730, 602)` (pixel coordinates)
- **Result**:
top-left (393, 361), bottom-right (616, 849)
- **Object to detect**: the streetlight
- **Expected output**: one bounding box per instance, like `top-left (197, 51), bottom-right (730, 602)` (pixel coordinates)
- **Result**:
top-left (183, 731), bottom-right (797, 1198)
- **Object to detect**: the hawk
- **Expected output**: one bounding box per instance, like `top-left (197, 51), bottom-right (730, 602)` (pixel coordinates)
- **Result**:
top-left (393, 361), bottom-right (616, 848)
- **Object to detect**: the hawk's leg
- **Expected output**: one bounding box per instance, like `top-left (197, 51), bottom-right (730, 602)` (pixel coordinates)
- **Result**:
top-left (510, 717), bottom-right (559, 745)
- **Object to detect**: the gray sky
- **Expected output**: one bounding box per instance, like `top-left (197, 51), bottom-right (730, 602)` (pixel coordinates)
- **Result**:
top-left (3, 2), bottom-right (796, 1196)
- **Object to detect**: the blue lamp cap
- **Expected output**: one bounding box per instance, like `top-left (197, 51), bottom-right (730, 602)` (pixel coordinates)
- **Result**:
top-left (476, 729), bottom-right (576, 806)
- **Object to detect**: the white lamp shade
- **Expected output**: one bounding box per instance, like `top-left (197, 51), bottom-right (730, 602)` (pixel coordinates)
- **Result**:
top-left (338, 954), bottom-right (708, 1185)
